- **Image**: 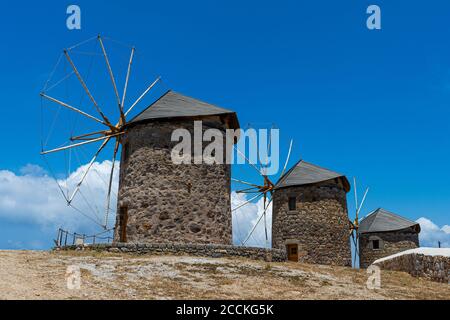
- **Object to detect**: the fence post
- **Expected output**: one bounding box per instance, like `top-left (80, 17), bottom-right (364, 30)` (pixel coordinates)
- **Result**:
top-left (64, 231), bottom-right (68, 247)
top-left (56, 229), bottom-right (61, 247)
top-left (59, 229), bottom-right (64, 247)
top-left (73, 232), bottom-right (77, 245)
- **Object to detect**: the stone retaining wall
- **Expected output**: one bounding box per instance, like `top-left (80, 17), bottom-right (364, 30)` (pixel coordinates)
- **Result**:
top-left (59, 243), bottom-right (287, 262)
top-left (373, 253), bottom-right (449, 283)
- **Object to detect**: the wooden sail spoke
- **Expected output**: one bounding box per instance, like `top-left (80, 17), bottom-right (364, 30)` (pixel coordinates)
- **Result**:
top-left (279, 139), bottom-right (293, 178)
top-left (104, 139), bottom-right (120, 227)
top-left (70, 130), bottom-right (110, 141)
top-left (98, 35), bottom-right (124, 121)
top-left (242, 198), bottom-right (273, 246)
top-left (121, 47), bottom-right (135, 119)
top-left (68, 137), bottom-right (111, 203)
top-left (231, 178), bottom-right (260, 188)
top-left (236, 187), bottom-right (262, 194)
top-left (356, 188), bottom-right (369, 218)
top-left (41, 132), bottom-right (122, 155)
top-left (40, 93), bottom-right (106, 126)
top-left (232, 192), bottom-right (263, 212)
top-left (63, 49), bottom-right (115, 130)
top-left (124, 76), bottom-right (161, 117)
top-left (233, 145), bottom-right (265, 178)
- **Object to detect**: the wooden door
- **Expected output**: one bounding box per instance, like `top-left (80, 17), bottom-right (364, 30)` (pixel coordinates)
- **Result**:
top-left (287, 244), bottom-right (298, 262)
top-left (119, 206), bottom-right (128, 243)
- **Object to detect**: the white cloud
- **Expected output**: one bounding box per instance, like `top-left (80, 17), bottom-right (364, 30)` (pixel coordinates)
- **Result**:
top-left (442, 225), bottom-right (450, 234)
top-left (0, 162), bottom-right (270, 247)
top-left (19, 164), bottom-right (47, 177)
top-left (0, 161), bottom-right (119, 235)
top-left (231, 191), bottom-right (272, 248)
top-left (417, 217), bottom-right (450, 248)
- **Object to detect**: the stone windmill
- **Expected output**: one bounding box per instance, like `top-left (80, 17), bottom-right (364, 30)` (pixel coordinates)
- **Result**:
top-left (114, 90), bottom-right (239, 244)
top-left (358, 208), bottom-right (421, 268)
top-left (234, 144), bottom-right (366, 267)
top-left (271, 160), bottom-right (352, 266)
top-left (40, 36), bottom-right (238, 244)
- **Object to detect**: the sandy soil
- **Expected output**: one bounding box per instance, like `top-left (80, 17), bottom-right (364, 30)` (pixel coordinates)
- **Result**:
top-left (0, 250), bottom-right (448, 300)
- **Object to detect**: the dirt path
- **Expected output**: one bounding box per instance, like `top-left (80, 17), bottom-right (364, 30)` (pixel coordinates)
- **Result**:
top-left (0, 250), bottom-right (448, 300)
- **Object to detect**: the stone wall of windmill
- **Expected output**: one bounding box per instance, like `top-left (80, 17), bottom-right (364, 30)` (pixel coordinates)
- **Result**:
top-left (359, 227), bottom-right (420, 268)
top-left (272, 179), bottom-right (352, 267)
top-left (114, 119), bottom-right (232, 245)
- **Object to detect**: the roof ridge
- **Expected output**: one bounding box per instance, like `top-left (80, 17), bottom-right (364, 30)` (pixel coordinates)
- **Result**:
top-left (377, 208), bottom-right (418, 225)
top-left (275, 159), bottom-right (303, 187)
top-left (361, 208), bottom-right (382, 222)
top-left (127, 90), bottom-right (239, 128)
top-left (274, 159), bottom-right (349, 191)
top-left (300, 160), bottom-right (345, 177)
top-left (170, 91), bottom-right (235, 113)
top-left (128, 89), bottom-right (172, 122)
top-left (359, 207), bottom-right (419, 234)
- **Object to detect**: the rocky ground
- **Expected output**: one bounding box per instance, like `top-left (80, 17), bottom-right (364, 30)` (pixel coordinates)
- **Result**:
top-left (0, 250), bottom-right (448, 300)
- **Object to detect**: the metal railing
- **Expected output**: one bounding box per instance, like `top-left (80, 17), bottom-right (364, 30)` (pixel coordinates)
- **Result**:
top-left (55, 228), bottom-right (114, 247)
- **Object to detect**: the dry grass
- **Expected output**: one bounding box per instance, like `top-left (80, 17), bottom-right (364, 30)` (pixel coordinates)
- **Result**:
top-left (0, 250), bottom-right (448, 300)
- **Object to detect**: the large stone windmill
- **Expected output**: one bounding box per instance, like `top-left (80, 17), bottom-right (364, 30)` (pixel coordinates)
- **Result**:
top-left (39, 36), bottom-right (239, 244)
top-left (114, 90), bottom-right (240, 244)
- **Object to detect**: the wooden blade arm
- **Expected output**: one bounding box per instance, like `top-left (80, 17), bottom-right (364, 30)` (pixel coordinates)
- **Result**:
top-left (98, 36), bottom-right (124, 121)
top-left (233, 145), bottom-right (265, 177)
top-left (121, 47), bottom-right (135, 111)
top-left (68, 137), bottom-right (111, 203)
top-left (279, 139), bottom-right (293, 178)
top-left (231, 178), bottom-right (260, 188)
top-left (232, 193), bottom-right (263, 212)
top-left (41, 133), bottom-right (122, 155)
top-left (124, 76), bottom-right (161, 117)
top-left (63, 49), bottom-right (115, 129)
top-left (356, 188), bottom-right (370, 218)
top-left (40, 93), bottom-right (106, 126)
top-left (70, 130), bottom-right (109, 141)
top-left (104, 139), bottom-right (120, 227)
top-left (242, 198), bottom-right (273, 246)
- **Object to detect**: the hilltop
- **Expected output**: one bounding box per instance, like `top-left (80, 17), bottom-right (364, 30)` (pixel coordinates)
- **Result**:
top-left (0, 250), bottom-right (448, 300)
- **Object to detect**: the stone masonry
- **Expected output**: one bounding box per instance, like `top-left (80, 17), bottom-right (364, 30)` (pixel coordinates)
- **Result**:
top-left (60, 243), bottom-right (287, 262)
top-left (272, 180), bottom-right (352, 266)
top-left (374, 252), bottom-right (449, 283)
top-left (359, 227), bottom-right (419, 269)
top-left (114, 119), bottom-right (232, 245)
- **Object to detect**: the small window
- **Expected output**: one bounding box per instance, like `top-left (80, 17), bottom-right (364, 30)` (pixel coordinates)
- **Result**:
top-left (290, 247), bottom-right (297, 255)
top-left (372, 240), bottom-right (380, 250)
top-left (288, 197), bottom-right (296, 211)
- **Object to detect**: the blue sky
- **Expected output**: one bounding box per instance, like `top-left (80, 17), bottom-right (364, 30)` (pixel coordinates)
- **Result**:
top-left (0, 0), bottom-right (449, 250)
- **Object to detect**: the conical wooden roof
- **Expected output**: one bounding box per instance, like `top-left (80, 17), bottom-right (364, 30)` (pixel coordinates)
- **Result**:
top-left (275, 160), bottom-right (350, 191)
top-left (128, 90), bottom-right (239, 129)
top-left (358, 208), bottom-right (420, 234)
